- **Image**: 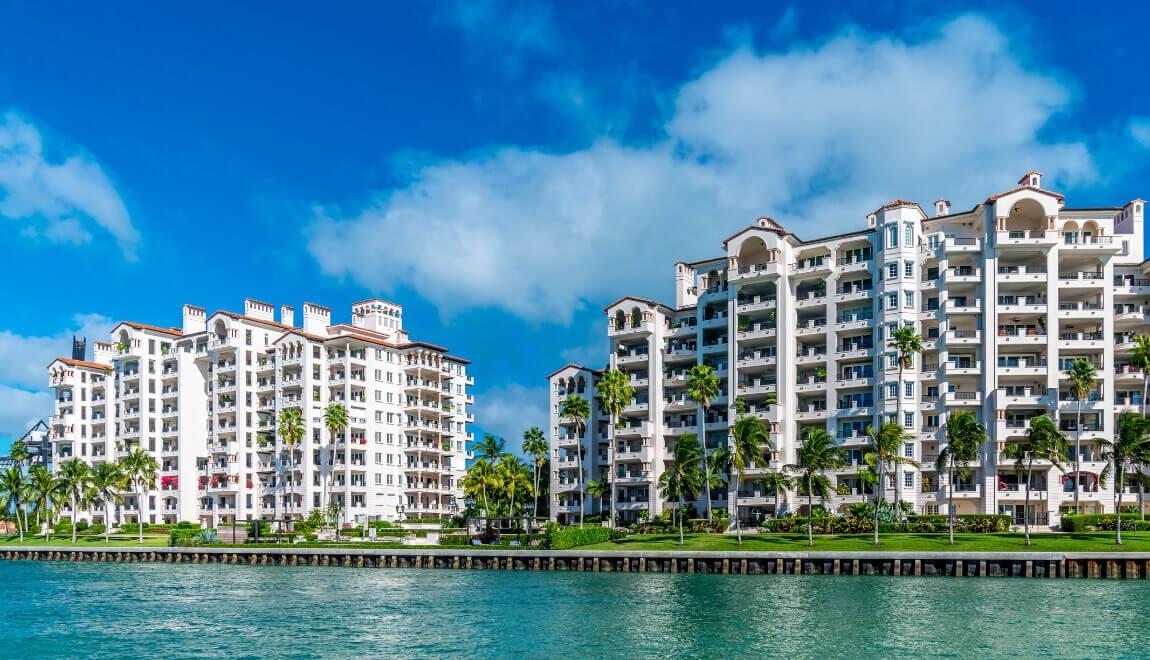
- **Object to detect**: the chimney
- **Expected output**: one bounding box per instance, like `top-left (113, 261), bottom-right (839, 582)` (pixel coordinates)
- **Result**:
top-left (244, 298), bottom-right (275, 321)
top-left (934, 199), bottom-right (951, 217)
top-left (280, 305), bottom-right (295, 328)
top-left (302, 302), bottom-right (331, 335)
top-left (182, 305), bottom-right (206, 334)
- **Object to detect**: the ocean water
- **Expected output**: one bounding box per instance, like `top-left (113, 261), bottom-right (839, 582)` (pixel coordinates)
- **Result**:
top-left (1, 560), bottom-right (1148, 658)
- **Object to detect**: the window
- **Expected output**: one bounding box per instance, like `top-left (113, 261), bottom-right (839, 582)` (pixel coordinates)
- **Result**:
top-left (886, 383), bottom-right (897, 399)
top-left (904, 382), bottom-right (914, 397)
top-left (374, 474), bottom-right (382, 485)
top-left (375, 411), bottom-right (383, 423)
top-left (374, 452), bottom-right (382, 464)
top-left (903, 442), bottom-right (914, 458)
top-left (904, 224), bottom-right (914, 246)
top-left (904, 291), bottom-right (914, 308)
top-left (887, 226), bottom-right (899, 248)
top-left (386, 474), bottom-right (394, 485)
top-left (928, 234), bottom-right (940, 249)
top-left (887, 263), bottom-right (898, 279)
top-left (888, 354), bottom-right (898, 368)
top-left (904, 261), bottom-right (913, 278)
top-left (904, 472), bottom-right (914, 488)
top-left (887, 293), bottom-right (898, 309)
top-left (903, 411), bottom-right (914, 428)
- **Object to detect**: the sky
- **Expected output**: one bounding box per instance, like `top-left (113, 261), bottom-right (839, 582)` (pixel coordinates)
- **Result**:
top-left (2, 1), bottom-right (1150, 455)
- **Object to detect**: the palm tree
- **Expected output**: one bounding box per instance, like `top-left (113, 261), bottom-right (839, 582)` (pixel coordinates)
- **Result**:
top-left (559, 394), bottom-right (591, 527)
top-left (57, 458), bottom-right (92, 544)
top-left (887, 325), bottom-right (924, 424)
top-left (90, 462), bottom-right (125, 543)
top-left (496, 457), bottom-right (532, 526)
top-left (0, 466), bottom-right (28, 541)
top-left (1100, 413), bottom-right (1150, 545)
top-left (27, 465), bottom-right (61, 541)
top-left (322, 402), bottom-right (348, 516)
top-left (686, 364), bottom-right (721, 522)
top-left (596, 369), bottom-right (634, 527)
top-left (9, 441), bottom-right (30, 468)
top-left (936, 411), bottom-right (986, 545)
top-left (864, 422), bottom-right (919, 545)
top-left (1132, 335), bottom-right (1150, 418)
top-left (728, 414), bottom-right (770, 544)
top-left (522, 427), bottom-right (548, 520)
top-left (475, 434), bottom-right (507, 464)
top-left (119, 448), bottom-right (158, 544)
top-left (658, 434), bottom-right (704, 545)
top-left (460, 457), bottom-right (496, 519)
top-left (585, 479), bottom-right (611, 516)
top-left (1002, 415), bottom-right (1068, 545)
top-left (762, 471), bottom-right (793, 521)
top-left (1067, 358), bottom-right (1097, 515)
top-left (277, 407), bottom-right (305, 527)
top-left (785, 428), bottom-right (847, 546)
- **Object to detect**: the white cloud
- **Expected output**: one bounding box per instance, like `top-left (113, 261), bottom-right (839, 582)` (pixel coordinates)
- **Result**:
top-left (472, 383), bottom-right (549, 451)
top-left (441, 0), bottom-right (560, 74)
top-left (0, 314), bottom-right (114, 439)
top-left (0, 112), bottom-right (139, 259)
top-left (1131, 118), bottom-right (1150, 149)
top-left (308, 14), bottom-right (1098, 323)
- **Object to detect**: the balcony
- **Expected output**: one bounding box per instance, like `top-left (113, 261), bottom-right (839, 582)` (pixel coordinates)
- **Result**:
top-left (616, 421), bottom-right (652, 438)
top-left (946, 329), bottom-right (980, 345)
top-left (737, 378), bottom-right (776, 395)
top-left (944, 391), bottom-right (981, 406)
top-left (1058, 233), bottom-right (1121, 254)
top-left (1057, 271), bottom-right (1105, 287)
top-left (609, 319), bottom-right (654, 338)
top-left (995, 328), bottom-right (1045, 345)
top-left (735, 294), bottom-right (776, 312)
top-left (1056, 301), bottom-right (1105, 319)
top-left (945, 299), bottom-right (981, 314)
top-left (617, 350), bottom-right (650, 366)
top-left (995, 230), bottom-right (1058, 249)
top-left (790, 258), bottom-right (832, 279)
top-left (834, 285), bottom-right (873, 303)
top-left (835, 255), bottom-right (872, 273)
top-left (737, 322), bottom-right (776, 340)
top-left (736, 350), bottom-right (776, 368)
top-left (796, 319), bottom-right (827, 336)
top-left (945, 266), bottom-right (981, 284)
top-left (1058, 331), bottom-right (1105, 349)
top-left (996, 295), bottom-right (1047, 314)
top-left (943, 237), bottom-right (981, 253)
top-left (795, 348), bottom-right (827, 365)
top-left (732, 261), bottom-right (780, 282)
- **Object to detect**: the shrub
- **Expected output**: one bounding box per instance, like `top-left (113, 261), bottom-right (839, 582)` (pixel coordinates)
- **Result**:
top-left (546, 525), bottom-right (618, 550)
top-left (1061, 514), bottom-right (1150, 532)
top-left (75, 520), bottom-right (89, 532)
top-left (438, 534), bottom-right (472, 546)
top-left (88, 523), bottom-right (106, 536)
top-left (52, 519), bottom-right (73, 534)
top-left (169, 528), bottom-right (202, 547)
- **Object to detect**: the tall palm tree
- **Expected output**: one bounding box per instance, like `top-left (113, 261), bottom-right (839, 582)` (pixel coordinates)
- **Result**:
top-left (559, 394), bottom-right (591, 527)
top-left (90, 462), bottom-right (125, 543)
top-left (762, 471), bottom-right (793, 521)
top-left (1100, 413), bottom-right (1150, 545)
top-left (786, 428), bottom-right (847, 546)
top-left (27, 465), bottom-right (61, 541)
top-left (936, 411), bottom-right (986, 545)
top-left (496, 457), bottom-right (532, 526)
top-left (9, 441), bottom-right (30, 468)
top-left (864, 422), bottom-right (919, 545)
top-left (0, 466), bottom-right (28, 541)
top-left (585, 479), bottom-right (611, 516)
top-left (522, 427), bottom-right (548, 520)
top-left (658, 434), bottom-right (703, 545)
top-left (119, 448), bottom-right (158, 544)
top-left (1002, 415), bottom-right (1068, 545)
top-left (277, 407), bottom-right (305, 527)
top-left (728, 414), bottom-right (770, 544)
top-left (1132, 335), bottom-right (1150, 418)
top-left (475, 434), bottom-right (507, 464)
top-left (460, 457), bottom-right (496, 519)
top-left (57, 458), bottom-right (92, 544)
top-left (322, 402), bottom-right (348, 517)
top-left (596, 369), bottom-right (634, 527)
top-left (686, 364), bottom-right (721, 522)
top-left (1067, 358), bottom-right (1097, 515)
top-left (887, 325), bottom-right (924, 425)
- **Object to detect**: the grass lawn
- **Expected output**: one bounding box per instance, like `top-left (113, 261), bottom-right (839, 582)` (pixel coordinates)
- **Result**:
top-left (0, 534), bottom-right (170, 548)
top-left (582, 532), bottom-right (1150, 553)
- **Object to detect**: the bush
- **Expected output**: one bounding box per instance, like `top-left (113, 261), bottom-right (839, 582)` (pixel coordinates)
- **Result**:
top-left (546, 525), bottom-right (620, 550)
top-left (53, 518), bottom-right (73, 534)
top-left (758, 514), bottom-right (1010, 535)
top-left (438, 534), bottom-right (472, 546)
top-left (87, 523), bottom-right (106, 536)
top-left (169, 528), bottom-right (201, 547)
top-left (74, 520), bottom-right (89, 532)
top-left (1061, 514), bottom-right (1150, 532)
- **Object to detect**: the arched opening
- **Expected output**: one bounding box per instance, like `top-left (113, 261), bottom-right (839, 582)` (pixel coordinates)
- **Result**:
top-left (1005, 198), bottom-right (1045, 232)
top-left (613, 310), bottom-right (625, 331)
top-left (576, 376), bottom-right (586, 394)
top-left (737, 237), bottom-right (770, 273)
top-left (629, 307), bottom-right (642, 328)
top-left (213, 319), bottom-right (228, 341)
top-left (1081, 221), bottom-right (1100, 243)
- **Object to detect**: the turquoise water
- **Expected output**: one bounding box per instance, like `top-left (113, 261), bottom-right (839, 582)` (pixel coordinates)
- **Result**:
top-left (2, 561), bottom-right (1149, 658)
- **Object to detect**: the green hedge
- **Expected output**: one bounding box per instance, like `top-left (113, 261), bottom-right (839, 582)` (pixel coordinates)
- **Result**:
top-left (547, 526), bottom-right (617, 550)
top-left (1060, 514), bottom-right (1150, 532)
top-left (760, 514), bottom-right (1010, 535)
top-left (438, 534), bottom-right (472, 546)
top-left (119, 523), bottom-right (175, 534)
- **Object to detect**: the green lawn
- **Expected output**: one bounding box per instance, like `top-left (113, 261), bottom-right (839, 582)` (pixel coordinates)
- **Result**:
top-left (0, 534), bottom-right (170, 548)
top-left (583, 532), bottom-right (1150, 553)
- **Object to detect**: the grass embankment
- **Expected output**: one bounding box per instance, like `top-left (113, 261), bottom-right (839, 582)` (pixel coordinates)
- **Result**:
top-left (1, 534), bottom-right (170, 547)
top-left (583, 532), bottom-right (1150, 553)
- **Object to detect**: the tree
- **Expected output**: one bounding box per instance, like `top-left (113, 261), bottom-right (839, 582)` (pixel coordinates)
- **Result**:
top-left (119, 448), bottom-right (158, 544)
top-left (1002, 415), bottom-right (1068, 546)
top-left (9, 441), bottom-right (30, 468)
top-left (475, 434), bottom-right (507, 464)
top-left (887, 325), bottom-right (924, 424)
top-left (57, 458), bottom-right (92, 544)
top-left (936, 411), bottom-right (986, 545)
top-left (1132, 335), bottom-right (1150, 419)
top-left (321, 402), bottom-right (348, 516)
top-left (1100, 413), bottom-right (1150, 545)
top-left (559, 394), bottom-right (591, 527)
top-left (521, 427), bottom-right (548, 520)
top-left (728, 414), bottom-right (770, 544)
top-left (864, 423), bottom-right (919, 545)
top-left (585, 479), bottom-right (611, 514)
top-left (460, 457), bottom-right (496, 520)
top-left (785, 428), bottom-right (846, 546)
top-left (277, 407), bottom-right (305, 527)
top-left (90, 462), bottom-right (125, 543)
top-left (761, 471), bottom-right (793, 520)
top-left (496, 456), bottom-right (532, 524)
top-left (686, 364), bottom-right (722, 522)
top-left (596, 369), bottom-right (634, 527)
top-left (1066, 358), bottom-right (1097, 515)
top-left (0, 466), bottom-right (28, 541)
top-left (658, 434), bottom-right (703, 545)
top-left (27, 465), bottom-right (62, 541)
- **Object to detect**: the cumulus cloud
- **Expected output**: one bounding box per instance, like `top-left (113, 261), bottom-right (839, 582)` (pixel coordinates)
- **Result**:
top-left (0, 112), bottom-right (139, 259)
top-left (1131, 118), bottom-right (1150, 149)
top-left (472, 383), bottom-right (549, 450)
top-left (308, 14), bottom-right (1098, 322)
top-left (440, 0), bottom-right (561, 74)
top-left (0, 314), bottom-right (114, 440)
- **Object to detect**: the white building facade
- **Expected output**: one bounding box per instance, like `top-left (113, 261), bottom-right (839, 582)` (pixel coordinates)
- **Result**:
top-left (549, 173), bottom-right (1149, 529)
top-left (47, 298), bottom-right (474, 528)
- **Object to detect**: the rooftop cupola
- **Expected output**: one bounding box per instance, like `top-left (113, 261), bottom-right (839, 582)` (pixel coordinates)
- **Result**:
top-left (934, 199), bottom-right (951, 217)
top-left (1018, 171), bottom-right (1043, 189)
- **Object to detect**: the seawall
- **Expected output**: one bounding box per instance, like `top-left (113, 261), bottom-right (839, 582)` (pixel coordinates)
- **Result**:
top-left (4, 546), bottom-right (1150, 578)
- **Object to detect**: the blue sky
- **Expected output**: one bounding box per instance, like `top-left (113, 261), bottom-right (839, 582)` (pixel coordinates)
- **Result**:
top-left (2, 1), bottom-right (1150, 453)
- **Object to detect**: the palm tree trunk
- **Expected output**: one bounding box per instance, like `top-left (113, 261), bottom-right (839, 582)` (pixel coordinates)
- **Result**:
top-left (874, 461), bottom-right (884, 545)
top-left (700, 400), bottom-right (713, 524)
top-left (896, 361), bottom-right (904, 520)
top-left (807, 477), bottom-right (814, 547)
top-left (532, 462), bottom-right (540, 522)
top-left (735, 471), bottom-right (742, 545)
top-left (608, 414), bottom-right (616, 527)
top-left (1075, 402), bottom-right (1083, 515)
top-left (948, 464), bottom-right (955, 545)
top-left (105, 502), bottom-right (112, 543)
top-left (137, 485), bottom-right (144, 545)
top-left (1024, 460), bottom-right (1032, 546)
top-left (71, 494), bottom-right (78, 544)
top-left (679, 495), bottom-right (685, 545)
top-left (1117, 472), bottom-right (1124, 545)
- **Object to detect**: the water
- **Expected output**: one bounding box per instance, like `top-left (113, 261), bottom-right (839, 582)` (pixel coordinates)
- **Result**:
top-left (1, 561), bottom-right (1148, 658)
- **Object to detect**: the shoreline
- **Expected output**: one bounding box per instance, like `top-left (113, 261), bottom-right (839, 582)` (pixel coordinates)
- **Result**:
top-left (5, 545), bottom-right (1150, 579)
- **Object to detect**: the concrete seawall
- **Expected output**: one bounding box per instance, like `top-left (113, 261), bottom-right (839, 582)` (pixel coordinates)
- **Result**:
top-left (4, 546), bottom-right (1150, 578)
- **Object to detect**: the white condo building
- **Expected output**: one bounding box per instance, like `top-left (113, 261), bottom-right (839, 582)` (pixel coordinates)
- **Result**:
top-left (47, 298), bottom-right (474, 528)
top-left (549, 172), bottom-right (1148, 529)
